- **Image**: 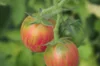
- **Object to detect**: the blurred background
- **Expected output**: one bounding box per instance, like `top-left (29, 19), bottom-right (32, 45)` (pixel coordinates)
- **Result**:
top-left (0, 0), bottom-right (100, 66)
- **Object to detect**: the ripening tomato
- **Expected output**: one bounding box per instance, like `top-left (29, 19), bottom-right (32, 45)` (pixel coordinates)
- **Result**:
top-left (44, 41), bottom-right (79, 66)
top-left (20, 16), bottom-right (54, 52)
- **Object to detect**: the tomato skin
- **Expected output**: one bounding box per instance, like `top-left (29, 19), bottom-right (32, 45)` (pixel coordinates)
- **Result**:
top-left (44, 42), bottom-right (79, 66)
top-left (20, 16), bottom-right (54, 52)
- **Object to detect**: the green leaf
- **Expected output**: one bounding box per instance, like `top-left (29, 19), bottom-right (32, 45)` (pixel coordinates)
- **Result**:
top-left (0, 0), bottom-right (11, 5)
top-left (28, 0), bottom-right (44, 12)
top-left (0, 6), bottom-right (10, 36)
top-left (0, 42), bottom-right (23, 66)
top-left (78, 41), bottom-right (94, 60)
top-left (16, 48), bottom-right (33, 66)
top-left (0, 52), bottom-right (17, 66)
top-left (5, 30), bottom-right (21, 41)
top-left (75, 0), bottom-right (89, 22)
top-left (44, 0), bottom-right (52, 7)
top-left (0, 41), bottom-right (22, 56)
top-left (79, 59), bottom-right (98, 66)
top-left (32, 53), bottom-right (45, 66)
top-left (10, 0), bottom-right (26, 26)
top-left (95, 19), bottom-right (100, 32)
top-left (28, 0), bottom-right (36, 7)
top-left (59, 17), bottom-right (85, 46)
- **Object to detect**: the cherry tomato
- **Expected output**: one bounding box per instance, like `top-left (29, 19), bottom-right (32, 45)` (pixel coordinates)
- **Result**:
top-left (44, 41), bottom-right (79, 66)
top-left (20, 16), bottom-right (54, 52)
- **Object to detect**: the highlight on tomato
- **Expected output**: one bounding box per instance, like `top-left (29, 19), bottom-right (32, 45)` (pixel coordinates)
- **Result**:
top-left (20, 16), bottom-right (55, 52)
top-left (44, 41), bottom-right (79, 66)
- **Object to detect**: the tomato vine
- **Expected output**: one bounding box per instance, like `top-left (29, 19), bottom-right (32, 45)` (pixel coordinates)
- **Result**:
top-left (40, 0), bottom-right (67, 42)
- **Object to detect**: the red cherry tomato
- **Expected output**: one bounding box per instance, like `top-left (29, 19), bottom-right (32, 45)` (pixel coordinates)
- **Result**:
top-left (20, 16), bottom-right (54, 52)
top-left (44, 41), bottom-right (79, 66)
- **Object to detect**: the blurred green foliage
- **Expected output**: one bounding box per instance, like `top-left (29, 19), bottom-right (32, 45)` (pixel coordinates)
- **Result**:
top-left (0, 0), bottom-right (100, 66)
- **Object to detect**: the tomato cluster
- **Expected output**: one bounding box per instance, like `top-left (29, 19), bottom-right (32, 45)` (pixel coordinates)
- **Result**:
top-left (20, 16), bottom-right (79, 66)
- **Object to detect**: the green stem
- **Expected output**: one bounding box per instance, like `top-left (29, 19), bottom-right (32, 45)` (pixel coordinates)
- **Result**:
top-left (53, 0), bottom-right (57, 5)
top-left (44, 0), bottom-right (51, 7)
top-left (53, 0), bottom-right (63, 41)
top-left (54, 14), bottom-right (61, 41)
top-left (40, 0), bottom-right (66, 16)
top-left (58, 0), bottom-right (66, 6)
top-left (40, 0), bottom-right (66, 42)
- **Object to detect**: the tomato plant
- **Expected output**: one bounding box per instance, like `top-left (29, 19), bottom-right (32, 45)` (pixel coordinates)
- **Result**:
top-left (20, 16), bottom-right (54, 52)
top-left (44, 41), bottom-right (79, 66)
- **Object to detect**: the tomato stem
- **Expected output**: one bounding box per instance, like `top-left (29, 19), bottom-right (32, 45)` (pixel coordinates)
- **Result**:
top-left (40, 0), bottom-right (66, 16)
top-left (53, 0), bottom-right (62, 42)
top-left (53, 0), bottom-right (58, 5)
top-left (54, 14), bottom-right (61, 41)
top-left (40, 0), bottom-right (66, 42)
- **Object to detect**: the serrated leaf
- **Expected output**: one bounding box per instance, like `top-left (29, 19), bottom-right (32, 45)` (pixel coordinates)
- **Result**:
top-left (59, 17), bottom-right (85, 46)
